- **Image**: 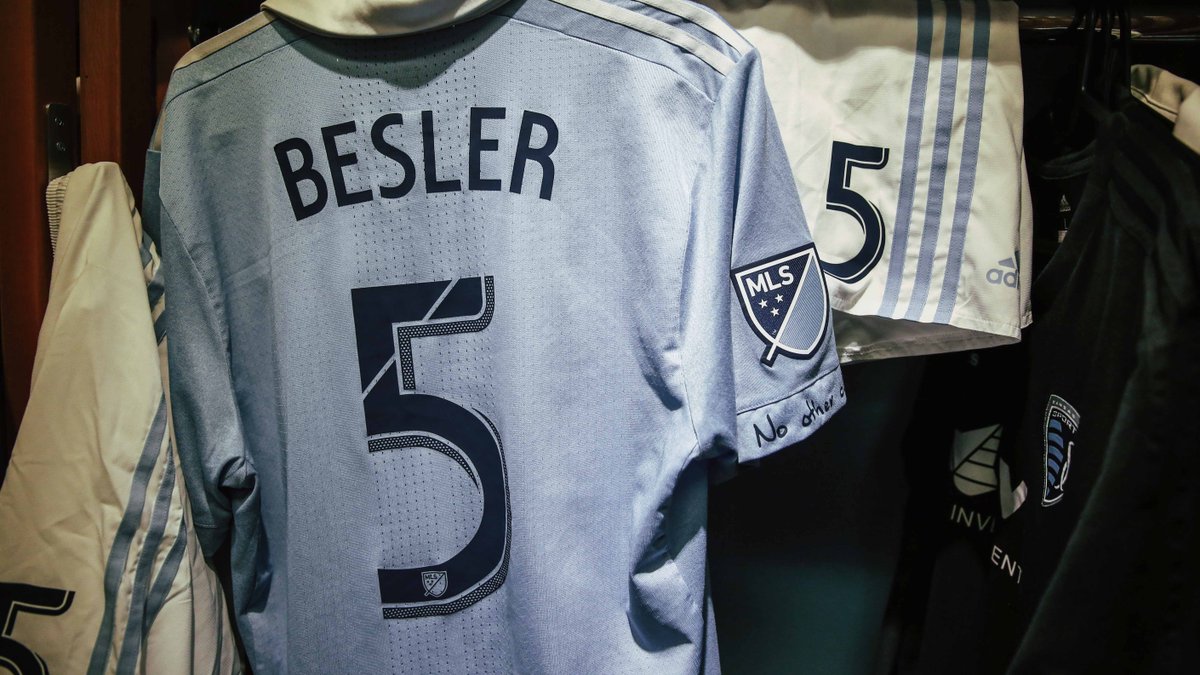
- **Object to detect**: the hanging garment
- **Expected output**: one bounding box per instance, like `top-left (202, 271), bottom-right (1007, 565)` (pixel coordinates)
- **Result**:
top-left (0, 163), bottom-right (240, 674)
top-left (1005, 67), bottom-right (1200, 675)
top-left (884, 77), bottom-right (1200, 675)
top-left (700, 0), bottom-right (1032, 361)
top-left (146, 1), bottom-right (845, 673)
top-left (874, 343), bottom-right (1027, 675)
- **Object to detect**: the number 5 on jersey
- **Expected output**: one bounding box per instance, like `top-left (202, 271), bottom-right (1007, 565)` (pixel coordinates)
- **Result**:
top-left (351, 276), bottom-right (511, 619)
top-left (821, 141), bottom-right (890, 283)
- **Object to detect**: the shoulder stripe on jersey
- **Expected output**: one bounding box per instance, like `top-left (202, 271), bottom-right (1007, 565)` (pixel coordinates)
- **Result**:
top-left (629, 0), bottom-right (752, 55)
top-left (934, 0), bottom-right (992, 324)
top-left (174, 12), bottom-right (276, 71)
top-left (904, 0), bottom-right (963, 322)
top-left (877, 0), bottom-right (934, 318)
top-left (546, 0), bottom-right (736, 75)
top-left (152, 12), bottom-right (276, 151)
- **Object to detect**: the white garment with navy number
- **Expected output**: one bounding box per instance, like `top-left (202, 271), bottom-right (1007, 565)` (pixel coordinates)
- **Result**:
top-left (0, 163), bottom-right (240, 675)
top-left (148, 1), bottom-right (845, 672)
top-left (703, 0), bottom-right (1033, 361)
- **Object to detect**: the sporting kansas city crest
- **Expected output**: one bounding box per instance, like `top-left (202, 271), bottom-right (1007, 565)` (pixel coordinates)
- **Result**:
top-left (1042, 395), bottom-right (1080, 506)
top-left (731, 244), bottom-right (829, 365)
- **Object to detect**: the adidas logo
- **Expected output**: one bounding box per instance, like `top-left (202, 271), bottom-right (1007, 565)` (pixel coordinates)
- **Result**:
top-left (986, 253), bottom-right (1019, 288)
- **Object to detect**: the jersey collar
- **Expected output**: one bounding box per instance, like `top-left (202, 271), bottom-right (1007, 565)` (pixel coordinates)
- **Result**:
top-left (260, 0), bottom-right (510, 37)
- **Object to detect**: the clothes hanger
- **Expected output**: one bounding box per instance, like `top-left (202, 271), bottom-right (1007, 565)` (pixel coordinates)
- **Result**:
top-left (1112, 7), bottom-right (1133, 108)
top-left (1054, 4), bottom-right (1101, 148)
top-left (1074, 5), bottom-right (1108, 122)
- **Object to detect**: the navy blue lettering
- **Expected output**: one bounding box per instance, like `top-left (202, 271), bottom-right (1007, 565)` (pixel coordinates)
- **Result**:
top-left (421, 110), bottom-right (462, 193)
top-left (276, 108), bottom-right (559, 220)
top-left (321, 121), bottom-right (373, 207)
top-left (274, 137), bottom-right (328, 221)
top-left (510, 111), bottom-right (558, 201)
top-left (469, 107), bottom-right (506, 192)
top-left (371, 113), bottom-right (416, 199)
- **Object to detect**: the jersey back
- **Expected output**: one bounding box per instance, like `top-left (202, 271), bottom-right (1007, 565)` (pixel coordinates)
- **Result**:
top-left (149, 2), bottom-right (845, 672)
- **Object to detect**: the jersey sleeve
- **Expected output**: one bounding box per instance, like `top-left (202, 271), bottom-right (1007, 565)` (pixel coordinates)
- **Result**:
top-left (146, 149), bottom-right (260, 564)
top-left (681, 51), bottom-right (846, 464)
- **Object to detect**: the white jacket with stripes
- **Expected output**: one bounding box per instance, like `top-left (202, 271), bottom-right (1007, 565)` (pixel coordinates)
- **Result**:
top-left (0, 162), bottom-right (240, 675)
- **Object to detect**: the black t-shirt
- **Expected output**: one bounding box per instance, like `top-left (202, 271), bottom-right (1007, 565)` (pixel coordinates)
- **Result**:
top-left (884, 98), bottom-right (1200, 674)
top-left (881, 345), bottom-right (1025, 675)
top-left (1007, 99), bottom-right (1200, 674)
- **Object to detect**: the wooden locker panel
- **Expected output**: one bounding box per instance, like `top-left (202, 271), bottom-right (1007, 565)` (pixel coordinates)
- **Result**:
top-left (80, 0), bottom-right (155, 203)
top-left (0, 0), bottom-right (77, 472)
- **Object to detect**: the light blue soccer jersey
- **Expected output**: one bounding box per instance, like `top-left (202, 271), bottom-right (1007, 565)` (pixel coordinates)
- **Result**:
top-left (146, 1), bottom-right (845, 672)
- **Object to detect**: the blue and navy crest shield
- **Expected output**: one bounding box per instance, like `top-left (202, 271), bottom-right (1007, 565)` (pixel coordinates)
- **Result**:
top-left (732, 244), bottom-right (830, 365)
top-left (1042, 395), bottom-right (1080, 506)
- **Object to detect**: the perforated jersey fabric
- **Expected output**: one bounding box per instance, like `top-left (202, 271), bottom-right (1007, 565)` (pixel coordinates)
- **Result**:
top-left (147, 2), bottom-right (845, 672)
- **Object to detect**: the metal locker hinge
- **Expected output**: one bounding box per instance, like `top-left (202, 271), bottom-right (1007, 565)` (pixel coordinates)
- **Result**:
top-left (45, 103), bottom-right (77, 184)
